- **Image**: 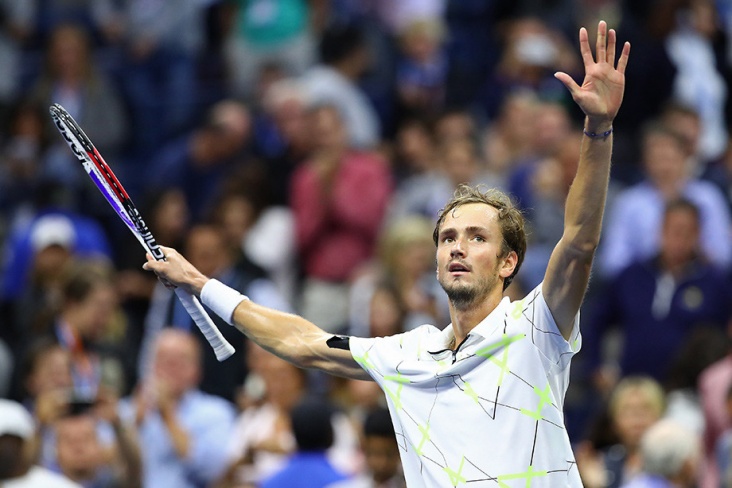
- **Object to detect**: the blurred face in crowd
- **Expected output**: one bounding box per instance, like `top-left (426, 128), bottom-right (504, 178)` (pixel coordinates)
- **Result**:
top-left (152, 189), bottom-right (189, 243)
top-left (25, 345), bottom-right (73, 398)
top-left (643, 131), bottom-right (688, 189)
top-left (309, 106), bottom-right (347, 154)
top-left (611, 386), bottom-right (663, 450)
top-left (660, 206), bottom-right (700, 268)
top-left (56, 414), bottom-right (102, 482)
top-left (68, 283), bottom-right (118, 342)
top-left (259, 352), bottom-right (306, 410)
top-left (49, 24), bottom-right (90, 81)
top-left (441, 139), bottom-right (479, 187)
top-left (363, 434), bottom-right (401, 484)
top-left (185, 225), bottom-right (228, 278)
top-left (396, 121), bottom-right (434, 173)
top-left (152, 331), bottom-right (201, 397)
top-left (369, 287), bottom-right (404, 338)
top-left (216, 194), bottom-right (256, 253)
top-left (533, 103), bottom-right (571, 156)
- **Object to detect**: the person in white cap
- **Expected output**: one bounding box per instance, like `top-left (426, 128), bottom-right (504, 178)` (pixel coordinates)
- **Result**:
top-left (0, 399), bottom-right (80, 487)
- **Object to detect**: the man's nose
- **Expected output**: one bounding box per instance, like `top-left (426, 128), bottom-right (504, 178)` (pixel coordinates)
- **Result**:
top-left (450, 240), bottom-right (466, 257)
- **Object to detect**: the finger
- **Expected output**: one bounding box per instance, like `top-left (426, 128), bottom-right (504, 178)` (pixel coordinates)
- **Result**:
top-left (616, 41), bottom-right (631, 75)
top-left (578, 27), bottom-right (593, 66)
top-left (596, 20), bottom-right (607, 64)
top-left (607, 28), bottom-right (616, 64)
top-left (554, 71), bottom-right (580, 96)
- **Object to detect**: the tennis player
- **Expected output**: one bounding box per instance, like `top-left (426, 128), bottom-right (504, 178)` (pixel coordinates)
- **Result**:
top-left (145, 21), bottom-right (629, 487)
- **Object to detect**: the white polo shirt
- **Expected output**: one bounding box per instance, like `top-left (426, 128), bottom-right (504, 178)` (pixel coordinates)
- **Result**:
top-left (350, 284), bottom-right (582, 487)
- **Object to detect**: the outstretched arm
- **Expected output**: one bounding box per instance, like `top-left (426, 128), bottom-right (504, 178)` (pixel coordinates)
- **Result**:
top-left (143, 247), bottom-right (370, 380)
top-left (544, 21), bottom-right (630, 339)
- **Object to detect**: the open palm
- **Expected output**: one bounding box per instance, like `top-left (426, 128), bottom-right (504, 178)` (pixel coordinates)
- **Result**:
top-left (555, 21), bottom-right (630, 123)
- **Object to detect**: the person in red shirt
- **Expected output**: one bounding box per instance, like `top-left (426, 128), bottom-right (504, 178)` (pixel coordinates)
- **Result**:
top-left (290, 104), bottom-right (393, 333)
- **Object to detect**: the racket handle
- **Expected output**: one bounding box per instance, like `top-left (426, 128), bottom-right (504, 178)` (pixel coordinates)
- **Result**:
top-left (174, 288), bottom-right (235, 362)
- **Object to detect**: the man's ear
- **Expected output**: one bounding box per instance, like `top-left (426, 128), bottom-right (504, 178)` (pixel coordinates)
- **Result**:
top-left (499, 251), bottom-right (518, 279)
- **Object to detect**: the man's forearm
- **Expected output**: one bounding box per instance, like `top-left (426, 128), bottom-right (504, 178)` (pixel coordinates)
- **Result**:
top-left (563, 117), bottom-right (614, 250)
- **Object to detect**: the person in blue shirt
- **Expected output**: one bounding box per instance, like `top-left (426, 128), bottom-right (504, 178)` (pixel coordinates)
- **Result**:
top-left (260, 399), bottom-right (348, 488)
top-left (119, 329), bottom-right (236, 488)
top-left (585, 198), bottom-right (732, 388)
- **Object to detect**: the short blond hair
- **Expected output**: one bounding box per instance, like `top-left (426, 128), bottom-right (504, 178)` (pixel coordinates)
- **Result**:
top-left (608, 376), bottom-right (666, 420)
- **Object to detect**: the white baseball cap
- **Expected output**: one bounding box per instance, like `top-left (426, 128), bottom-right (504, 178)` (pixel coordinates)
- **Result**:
top-left (30, 214), bottom-right (77, 252)
top-left (0, 399), bottom-right (35, 439)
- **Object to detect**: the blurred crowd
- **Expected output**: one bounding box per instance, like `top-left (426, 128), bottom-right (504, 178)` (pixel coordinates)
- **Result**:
top-left (1, 0), bottom-right (732, 487)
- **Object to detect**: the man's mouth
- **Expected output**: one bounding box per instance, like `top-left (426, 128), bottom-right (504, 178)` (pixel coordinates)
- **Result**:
top-left (448, 262), bottom-right (470, 273)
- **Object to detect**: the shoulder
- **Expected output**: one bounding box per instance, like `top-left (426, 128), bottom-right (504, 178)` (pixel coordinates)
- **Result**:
top-left (23, 466), bottom-right (83, 488)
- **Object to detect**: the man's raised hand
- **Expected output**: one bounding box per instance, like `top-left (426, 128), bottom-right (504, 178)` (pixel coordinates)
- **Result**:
top-left (554, 20), bottom-right (630, 124)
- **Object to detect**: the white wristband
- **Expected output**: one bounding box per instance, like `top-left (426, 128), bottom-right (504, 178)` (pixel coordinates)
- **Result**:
top-left (200, 279), bottom-right (249, 325)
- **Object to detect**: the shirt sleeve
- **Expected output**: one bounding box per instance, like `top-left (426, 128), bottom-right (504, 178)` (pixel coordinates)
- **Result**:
top-left (349, 329), bottom-right (425, 385)
top-left (515, 284), bottom-right (581, 376)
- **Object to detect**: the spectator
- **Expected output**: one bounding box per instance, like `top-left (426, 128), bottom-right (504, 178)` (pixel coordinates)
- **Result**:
top-left (300, 24), bottom-right (381, 149)
top-left (620, 419), bottom-right (700, 488)
top-left (714, 384), bottom-right (732, 487)
top-left (146, 99), bottom-right (252, 221)
top-left (54, 396), bottom-right (142, 488)
top-left (260, 399), bottom-right (348, 488)
top-left (291, 104), bottom-right (392, 333)
top-left (34, 260), bottom-right (126, 400)
top-left (481, 91), bottom-right (540, 188)
top-left (16, 339), bottom-right (73, 466)
top-left (577, 376), bottom-right (666, 488)
top-left (252, 77), bottom-right (312, 206)
top-left (30, 22), bottom-right (128, 210)
top-left (92, 0), bottom-right (211, 151)
top-left (386, 136), bottom-right (498, 228)
top-left (390, 116), bottom-right (438, 184)
top-left (0, 399), bottom-right (81, 488)
top-left (0, 210), bottom-right (111, 304)
top-left (222, 0), bottom-right (320, 101)
top-left (120, 329), bottom-right (236, 488)
top-left (699, 329), bottom-right (732, 487)
top-left (0, 101), bottom-right (50, 225)
top-left (585, 198), bottom-right (732, 387)
top-left (221, 346), bottom-right (359, 487)
top-left (665, 0), bottom-right (728, 163)
top-left (348, 216), bottom-right (448, 338)
top-left (394, 17), bottom-right (448, 122)
top-left (598, 123), bottom-right (732, 278)
top-left (8, 213), bottom-right (78, 339)
top-left (328, 406), bottom-right (406, 488)
top-left (208, 173), bottom-right (298, 306)
top-left (478, 17), bottom-right (578, 121)
top-left (138, 223), bottom-right (290, 402)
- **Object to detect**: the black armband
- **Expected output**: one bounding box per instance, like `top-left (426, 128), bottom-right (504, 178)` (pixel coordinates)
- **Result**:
top-left (326, 335), bottom-right (350, 350)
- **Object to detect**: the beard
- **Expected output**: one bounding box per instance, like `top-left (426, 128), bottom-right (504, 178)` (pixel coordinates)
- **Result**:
top-left (439, 272), bottom-right (500, 311)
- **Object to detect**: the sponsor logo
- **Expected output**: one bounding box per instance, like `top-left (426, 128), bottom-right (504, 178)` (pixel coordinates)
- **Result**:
top-left (130, 208), bottom-right (165, 260)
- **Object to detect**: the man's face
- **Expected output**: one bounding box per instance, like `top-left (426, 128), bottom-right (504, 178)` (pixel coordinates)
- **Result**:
top-left (436, 203), bottom-right (514, 309)
top-left (363, 436), bottom-right (401, 483)
top-left (153, 333), bottom-right (200, 396)
top-left (55, 415), bottom-right (102, 479)
top-left (661, 208), bottom-right (700, 266)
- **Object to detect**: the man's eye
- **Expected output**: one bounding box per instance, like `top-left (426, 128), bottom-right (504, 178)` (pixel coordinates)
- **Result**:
top-left (442, 237), bottom-right (454, 243)
top-left (473, 236), bottom-right (485, 242)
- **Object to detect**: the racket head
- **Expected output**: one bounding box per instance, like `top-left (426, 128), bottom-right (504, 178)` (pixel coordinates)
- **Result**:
top-left (49, 104), bottom-right (164, 261)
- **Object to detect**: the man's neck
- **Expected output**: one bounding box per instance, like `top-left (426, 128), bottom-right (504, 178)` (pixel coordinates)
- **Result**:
top-left (449, 292), bottom-right (504, 349)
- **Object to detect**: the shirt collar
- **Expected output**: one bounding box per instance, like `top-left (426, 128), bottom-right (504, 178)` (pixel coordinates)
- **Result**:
top-left (426, 296), bottom-right (511, 353)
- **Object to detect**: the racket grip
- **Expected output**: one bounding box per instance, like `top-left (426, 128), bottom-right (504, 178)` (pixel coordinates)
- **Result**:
top-left (174, 288), bottom-right (235, 361)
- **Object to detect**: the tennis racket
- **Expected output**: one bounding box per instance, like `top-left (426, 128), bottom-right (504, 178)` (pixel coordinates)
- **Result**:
top-left (49, 103), bottom-right (235, 362)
